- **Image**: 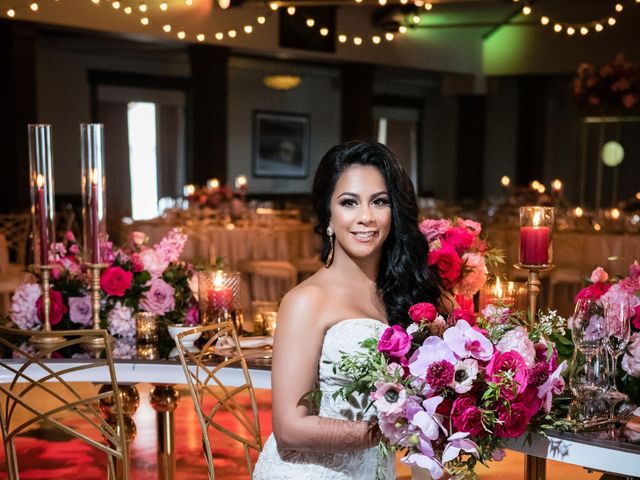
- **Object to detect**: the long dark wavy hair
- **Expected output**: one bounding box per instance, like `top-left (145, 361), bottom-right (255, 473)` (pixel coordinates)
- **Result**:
top-left (311, 141), bottom-right (440, 327)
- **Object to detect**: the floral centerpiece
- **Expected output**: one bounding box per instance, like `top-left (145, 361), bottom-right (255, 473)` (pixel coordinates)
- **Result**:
top-left (575, 263), bottom-right (640, 402)
top-left (9, 228), bottom-right (199, 338)
top-left (573, 53), bottom-right (640, 113)
top-left (419, 218), bottom-right (503, 310)
top-left (332, 303), bottom-right (569, 479)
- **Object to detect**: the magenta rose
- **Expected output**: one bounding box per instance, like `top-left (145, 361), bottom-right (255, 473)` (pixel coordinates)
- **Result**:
top-left (486, 350), bottom-right (529, 400)
top-left (408, 302), bottom-right (438, 323)
top-left (184, 306), bottom-right (200, 326)
top-left (575, 282), bottom-right (611, 302)
top-left (428, 242), bottom-right (463, 288)
top-left (451, 394), bottom-right (475, 418)
top-left (495, 403), bottom-right (530, 438)
top-left (100, 266), bottom-right (133, 297)
top-left (443, 227), bottom-right (474, 253)
top-left (452, 308), bottom-right (477, 326)
top-left (377, 325), bottom-right (411, 358)
top-left (36, 289), bottom-right (68, 326)
top-left (453, 406), bottom-right (485, 436)
top-left (632, 305), bottom-right (640, 331)
top-left (140, 278), bottom-right (176, 315)
top-left (518, 386), bottom-right (544, 418)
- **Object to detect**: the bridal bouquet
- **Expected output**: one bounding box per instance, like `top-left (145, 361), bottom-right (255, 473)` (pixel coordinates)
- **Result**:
top-left (575, 263), bottom-right (640, 402)
top-left (419, 218), bottom-right (503, 305)
top-left (9, 228), bottom-right (199, 338)
top-left (332, 303), bottom-right (568, 479)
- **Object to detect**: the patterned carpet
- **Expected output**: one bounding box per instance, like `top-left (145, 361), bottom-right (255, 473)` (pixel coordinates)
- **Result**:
top-left (0, 384), bottom-right (599, 479)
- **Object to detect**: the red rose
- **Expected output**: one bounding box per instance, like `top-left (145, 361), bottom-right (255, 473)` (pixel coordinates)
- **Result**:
top-left (428, 242), bottom-right (463, 288)
top-left (36, 289), bottom-right (68, 326)
top-left (443, 227), bottom-right (474, 253)
top-left (574, 282), bottom-right (611, 302)
top-left (451, 394), bottom-right (476, 418)
top-left (408, 302), bottom-right (438, 323)
top-left (377, 325), bottom-right (411, 358)
top-left (100, 266), bottom-right (133, 297)
top-left (452, 308), bottom-right (477, 326)
top-left (495, 403), bottom-right (530, 438)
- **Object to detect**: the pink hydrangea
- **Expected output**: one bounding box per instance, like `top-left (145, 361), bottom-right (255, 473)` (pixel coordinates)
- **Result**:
top-left (10, 283), bottom-right (42, 330)
top-left (455, 252), bottom-right (488, 297)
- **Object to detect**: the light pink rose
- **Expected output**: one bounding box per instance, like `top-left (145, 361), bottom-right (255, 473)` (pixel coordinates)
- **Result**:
top-left (139, 249), bottom-right (169, 277)
top-left (68, 296), bottom-right (93, 326)
top-left (418, 219), bottom-right (451, 242)
top-left (590, 266), bottom-right (609, 284)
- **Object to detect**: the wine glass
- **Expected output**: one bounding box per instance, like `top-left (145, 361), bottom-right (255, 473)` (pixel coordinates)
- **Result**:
top-left (603, 298), bottom-right (631, 405)
top-left (571, 298), bottom-right (607, 399)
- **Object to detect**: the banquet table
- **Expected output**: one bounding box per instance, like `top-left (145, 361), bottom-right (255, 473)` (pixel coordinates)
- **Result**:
top-left (121, 219), bottom-right (319, 311)
top-left (3, 339), bottom-right (640, 480)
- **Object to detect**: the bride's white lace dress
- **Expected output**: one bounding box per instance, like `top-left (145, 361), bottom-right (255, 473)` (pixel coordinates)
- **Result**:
top-left (253, 318), bottom-right (396, 479)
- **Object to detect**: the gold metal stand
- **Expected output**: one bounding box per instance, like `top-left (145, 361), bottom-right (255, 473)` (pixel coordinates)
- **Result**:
top-left (84, 263), bottom-right (108, 347)
top-left (30, 265), bottom-right (65, 345)
top-left (99, 384), bottom-right (139, 479)
top-left (514, 264), bottom-right (555, 329)
top-left (150, 385), bottom-right (180, 480)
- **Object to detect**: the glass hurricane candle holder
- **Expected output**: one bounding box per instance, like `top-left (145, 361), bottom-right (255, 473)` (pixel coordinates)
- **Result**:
top-left (135, 312), bottom-right (159, 344)
top-left (251, 301), bottom-right (278, 336)
top-left (199, 269), bottom-right (241, 324)
top-left (81, 123), bottom-right (108, 265)
top-left (519, 206), bottom-right (554, 267)
top-left (28, 125), bottom-right (56, 267)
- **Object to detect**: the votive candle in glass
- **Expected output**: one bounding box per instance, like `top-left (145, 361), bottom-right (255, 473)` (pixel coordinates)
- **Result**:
top-left (519, 206), bottom-right (554, 266)
top-left (81, 124), bottom-right (107, 265)
top-left (135, 312), bottom-right (159, 343)
top-left (28, 125), bottom-right (56, 266)
top-left (199, 269), bottom-right (241, 323)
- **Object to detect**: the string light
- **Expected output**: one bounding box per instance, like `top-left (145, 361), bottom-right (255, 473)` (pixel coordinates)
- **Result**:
top-left (177, 31), bottom-right (186, 39)
top-left (228, 29), bottom-right (237, 38)
top-left (140, 16), bottom-right (149, 25)
top-left (160, 3), bottom-right (168, 11)
top-left (372, 35), bottom-right (381, 44)
top-left (269, 2), bottom-right (278, 11)
top-left (412, 15), bottom-right (421, 24)
top-left (531, 1), bottom-right (635, 36)
top-left (424, 3), bottom-right (432, 10)
top-left (196, 33), bottom-right (205, 41)
top-left (163, 24), bottom-right (172, 32)
top-left (286, 6), bottom-right (295, 15)
top-left (138, 3), bottom-right (147, 13)
top-left (185, 0), bottom-right (192, 5)
top-left (112, 1), bottom-right (120, 9)
top-left (215, 32), bottom-right (224, 40)
top-left (320, 27), bottom-right (329, 36)
top-left (7, 8), bottom-right (15, 17)
top-left (378, 0), bottom-right (387, 5)
top-left (338, 34), bottom-right (347, 43)
top-left (124, 6), bottom-right (132, 14)
top-left (257, 16), bottom-right (266, 24)
top-left (399, 25), bottom-right (407, 33)
top-left (353, 36), bottom-right (362, 45)
top-left (244, 25), bottom-right (253, 33)
top-left (306, 18), bottom-right (315, 27)
top-left (30, 2), bottom-right (38, 11)
top-left (385, 32), bottom-right (394, 41)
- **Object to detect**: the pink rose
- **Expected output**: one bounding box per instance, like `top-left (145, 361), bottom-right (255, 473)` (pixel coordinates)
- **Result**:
top-left (377, 325), bottom-right (411, 358)
top-left (452, 308), bottom-right (477, 327)
top-left (184, 306), bottom-right (200, 326)
top-left (495, 403), bottom-right (530, 438)
top-left (36, 289), bottom-right (67, 326)
top-left (100, 266), bottom-right (133, 297)
top-left (486, 350), bottom-right (529, 400)
top-left (139, 249), bottom-right (169, 277)
top-left (451, 395), bottom-right (475, 418)
top-left (590, 267), bottom-right (609, 284)
top-left (408, 302), bottom-right (438, 323)
top-left (140, 279), bottom-right (175, 315)
top-left (428, 242), bottom-right (463, 288)
top-left (130, 252), bottom-right (145, 273)
top-left (575, 282), bottom-right (611, 302)
top-left (130, 231), bottom-right (147, 248)
top-left (443, 227), bottom-right (474, 253)
top-left (68, 295), bottom-right (93, 326)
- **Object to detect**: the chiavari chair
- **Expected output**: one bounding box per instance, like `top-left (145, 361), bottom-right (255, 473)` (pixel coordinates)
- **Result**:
top-left (173, 322), bottom-right (262, 480)
top-left (0, 327), bottom-right (129, 479)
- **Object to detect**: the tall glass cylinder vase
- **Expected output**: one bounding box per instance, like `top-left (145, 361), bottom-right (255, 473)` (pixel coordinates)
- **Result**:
top-left (28, 125), bottom-right (56, 267)
top-left (81, 124), bottom-right (107, 265)
top-left (519, 206), bottom-right (554, 267)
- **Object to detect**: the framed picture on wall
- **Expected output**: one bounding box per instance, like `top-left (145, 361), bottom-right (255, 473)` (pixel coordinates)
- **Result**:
top-left (252, 110), bottom-right (310, 178)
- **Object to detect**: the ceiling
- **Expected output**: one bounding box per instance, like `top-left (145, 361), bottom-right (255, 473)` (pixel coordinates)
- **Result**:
top-left (2, 0), bottom-right (639, 76)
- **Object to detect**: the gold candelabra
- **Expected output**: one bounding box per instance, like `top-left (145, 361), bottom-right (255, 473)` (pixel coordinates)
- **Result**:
top-left (514, 264), bottom-right (555, 329)
top-left (30, 265), bottom-right (65, 345)
top-left (84, 263), bottom-right (108, 347)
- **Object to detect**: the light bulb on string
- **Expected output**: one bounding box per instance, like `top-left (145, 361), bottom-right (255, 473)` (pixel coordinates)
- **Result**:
top-left (124, 6), bottom-right (132, 14)
top-left (615, 3), bottom-right (623, 12)
top-left (522, 5), bottom-right (531, 15)
top-left (160, 3), bottom-right (168, 11)
top-left (306, 18), bottom-right (315, 27)
top-left (566, 26), bottom-right (575, 35)
top-left (177, 31), bottom-right (186, 39)
top-left (244, 25), bottom-right (253, 34)
top-left (379, 0), bottom-right (387, 5)
top-left (163, 24), bottom-right (172, 32)
top-left (385, 32), bottom-right (394, 41)
top-left (399, 25), bottom-right (407, 33)
top-left (269, 2), bottom-right (278, 10)
top-left (30, 2), bottom-right (39, 11)
top-left (215, 32), bottom-right (224, 40)
top-left (319, 27), bottom-right (329, 36)
top-left (287, 6), bottom-right (295, 15)
top-left (228, 29), bottom-right (237, 38)
top-left (540, 16), bottom-right (549, 25)
top-left (608, 17), bottom-right (616, 25)
top-left (425, 3), bottom-right (432, 10)
top-left (197, 34), bottom-right (205, 41)
top-left (140, 17), bottom-right (149, 25)
top-left (580, 26), bottom-right (588, 35)
top-left (139, 3), bottom-right (147, 13)
top-left (372, 35), bottom-right (381, 44)
top-left (185, 0), bottom-right (193, 5)
top-left (353, 36), bottom-right (362, 45)
top-left (338, 34), bottom-right (347, 43)
top-left (112, 1), bottom-right (120, 9)
top-left (257, 16), bottom-right (266, 24)
top-left (7, 8), bottom-right (16, 17)
top-left (595, 23), bottom-right (603, 31)
top-left (553, 23), bottom-right (562, 32)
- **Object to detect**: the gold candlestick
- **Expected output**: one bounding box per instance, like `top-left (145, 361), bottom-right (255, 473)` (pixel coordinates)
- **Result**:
top-left (30, 265), bottom-right (65, 345)
top-left (514, 264), bottom-right (555, 329)
top-left (85, 263), bottom-right (108, 347)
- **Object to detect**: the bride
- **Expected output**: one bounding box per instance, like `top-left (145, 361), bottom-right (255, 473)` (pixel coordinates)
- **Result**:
top-left (253, 141), bottom-right (441, 479)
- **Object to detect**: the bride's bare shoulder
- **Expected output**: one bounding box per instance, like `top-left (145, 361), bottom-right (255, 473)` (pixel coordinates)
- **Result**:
top-left (277, 275), bottom-right (334, 328)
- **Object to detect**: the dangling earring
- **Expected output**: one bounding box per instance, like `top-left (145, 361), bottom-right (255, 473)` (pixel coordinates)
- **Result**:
top-left (324, 226), bottom-right (334, 268)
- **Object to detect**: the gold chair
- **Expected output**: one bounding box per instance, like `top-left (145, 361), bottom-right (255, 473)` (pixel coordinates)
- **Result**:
top-left (0, 327), bottom-right (129, 480)
top-left (173, 321), bottom-right (262, 480)
top-left (0, 213), bottom-right (31, 266)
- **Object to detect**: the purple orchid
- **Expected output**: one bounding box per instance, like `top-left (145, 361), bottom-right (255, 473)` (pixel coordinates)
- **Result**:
top-left (443, 319), bottom-right (494, 361)
top-left (537, 360), bottom-right (567, 412)
top-left (442, 431), bottom-right (479, 463)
